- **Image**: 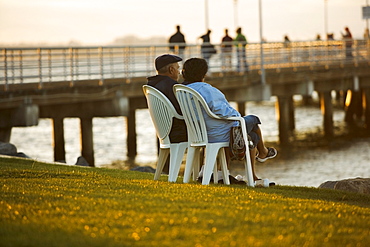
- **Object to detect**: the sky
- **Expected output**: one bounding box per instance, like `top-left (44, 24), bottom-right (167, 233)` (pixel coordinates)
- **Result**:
top-left (0, 0), bottom-right (369, 46)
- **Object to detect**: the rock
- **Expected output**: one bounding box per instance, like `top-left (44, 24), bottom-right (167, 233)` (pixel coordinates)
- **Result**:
top-left (319, 178), bottom-right (370, 195)
top-left (75, 156), bottom-right (90, 167)
top-left (130, 166), bottom-right (156, 173)
top-left (0, 142), bottom-right (17, 155)
top-left (13, 152), bottom-right (31, 158)
top-left (318, 180), bottom-right (337, 189)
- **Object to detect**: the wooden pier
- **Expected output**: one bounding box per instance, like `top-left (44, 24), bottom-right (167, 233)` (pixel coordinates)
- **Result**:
top-left (1, 42), bottom-right (370, 166)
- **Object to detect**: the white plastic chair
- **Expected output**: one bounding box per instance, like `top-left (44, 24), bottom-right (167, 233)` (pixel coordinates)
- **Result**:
top-left (142, 85), bottom-right (188, 182)
top-left (174, 84), bottom-right (255, 187)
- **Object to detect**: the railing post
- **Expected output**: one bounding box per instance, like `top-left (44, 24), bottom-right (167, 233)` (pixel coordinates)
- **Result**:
top-left (48, 49), bottom-right (52, 82)
top-left (10, 50), bottom-right (14, 83)
top-left (99, 47), bottom-right (104, 85)
top-left (110, 48), bottom-right (114, 78)
top-left (123, 47), bottom-right (130, 79)
top-left (75, 48), bottom-right (79, 81)
top-left (69, 47), bottom-right (74, 87)
top-left (19, 50), bottom-right (23, 84)
top-left (87, 48), bottom-right (91, 79)
top-left (37, 48), bottom-right (42, 88)
top-left (3, 49), bottom-right (8, 91)
top-left (63, 49), bottom-right (67, 81)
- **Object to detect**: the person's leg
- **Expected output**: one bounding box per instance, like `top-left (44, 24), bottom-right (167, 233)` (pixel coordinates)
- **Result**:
top-left (254, 125), bottom-right (278, 162)
top-left (249, 147), bottom-right (259, 181)
top-left (226, 146), bottom-right (259, 182)
top-left (254, 126), bottom-right (269, 159)
top-left (242, 115), bottom-right (276, 161)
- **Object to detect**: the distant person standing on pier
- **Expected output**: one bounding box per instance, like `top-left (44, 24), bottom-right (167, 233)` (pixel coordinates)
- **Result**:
top-left (364, 28), bottom-right (370, 58)
top-left (221, 28), bottom-right (233, 71)
top-left (283, 35), bottom-right (292, 62)
top-left (364, 28), bottom-right (370, 40)
top-left (341, 26), bottom-right (353, 59)
top-left (169, 25), bottom-right (186, 58)
top-left (234, 27), bottom-right (248, 72)
top-left (147, 54), bottom-right (188, 173)
top-left (199, 29), bottom-right (216, 65)
top-left (327, 33), bottom-right (334, 40)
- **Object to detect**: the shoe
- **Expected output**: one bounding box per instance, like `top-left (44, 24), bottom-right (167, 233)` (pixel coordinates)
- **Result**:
top-left (256, 147), bottom-right (277, 163)
top-left (255, 178), bottom-right (275, 187)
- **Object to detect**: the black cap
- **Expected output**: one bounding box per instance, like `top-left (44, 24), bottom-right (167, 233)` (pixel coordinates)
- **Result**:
top-left (155, 54), bottom-right (182, 70)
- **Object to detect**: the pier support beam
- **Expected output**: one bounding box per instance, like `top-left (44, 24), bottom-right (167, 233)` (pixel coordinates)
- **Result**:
top-left (276, 96), bottom-right (294, 145)
top-left (344, 90), bottom-right (363, 124)
top-left (127, 108), bottom-right (137, 159)
top-left (319, 91), bottom-right (334, 138)
top-left (237, 102), bottom-right (246, 115)
top-left (52, 117), bottom-right (66, 162)
top-left (0, 127), bottom-right (12, 143)
top-left (364, 88), bottom-right (370, 129)
top-left (288, 96), bottom-right (295, 131)
top-left (80, 117), bottom-right (95, 167)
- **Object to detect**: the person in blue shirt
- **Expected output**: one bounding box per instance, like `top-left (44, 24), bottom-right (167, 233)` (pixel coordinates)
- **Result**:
top-left (181, 57), bottom-right (276, 182)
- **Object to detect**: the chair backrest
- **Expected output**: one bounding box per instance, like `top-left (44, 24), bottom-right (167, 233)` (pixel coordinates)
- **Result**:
top-left (174, 84), bottom-right (222, 146)
top-left (142, 85), bottom-right (184, 147)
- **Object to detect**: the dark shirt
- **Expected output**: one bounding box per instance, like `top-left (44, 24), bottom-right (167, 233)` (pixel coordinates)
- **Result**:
top-left (200, 34), bottom-right (210, 43)
top-left (147, 75), bottom-right (187, 143)
top-left (169, 31), bottom-right (186, 51)
top-left (221, 35), bottom-right (233, 52)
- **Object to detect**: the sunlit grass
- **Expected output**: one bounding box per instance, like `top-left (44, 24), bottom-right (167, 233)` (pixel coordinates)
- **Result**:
top-left (1, 156), bottom-right (370, 247)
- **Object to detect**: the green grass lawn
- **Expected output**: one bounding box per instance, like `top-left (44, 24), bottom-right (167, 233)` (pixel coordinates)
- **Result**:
top-left (1, 156), bottom-right (370, 247)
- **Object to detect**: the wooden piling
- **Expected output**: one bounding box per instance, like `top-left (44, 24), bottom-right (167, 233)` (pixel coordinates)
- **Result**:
top-left (127, 108), bottom-right (137, 158)
top-left (80, 117), bottom-right (95, 167)
top-left (52, 117), bottom-right (66, 162)
top-left (320, 91), bottom-right (334, 138)
top-left (276, 96), bottom-right (292, 145)
top-left (364, 88), bottom-right (370, 129)
top-left (237, 102), bottom-right (246, 115)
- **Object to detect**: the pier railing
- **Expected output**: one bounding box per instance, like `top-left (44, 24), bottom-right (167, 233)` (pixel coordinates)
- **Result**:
top-left (1, 40), bottom-right (370, 89)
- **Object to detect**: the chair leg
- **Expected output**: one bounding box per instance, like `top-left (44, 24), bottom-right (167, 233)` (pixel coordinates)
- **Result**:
top-left (192, 150), bottom-right (201, 181)
top-left (213, 162), bottom-right (218, 184)
top-left (168, 143), bottom-right (188, 182)
top-left (183, 147), bottom-right (198, 183)
top-left (244, 148), bottom-right (255, 187)
top-left (219, 148), bottom-right (230, 185)
top-left (154, 149), bottom-right (170, 180)
top-left (202, 147), bottom-right (218, 185)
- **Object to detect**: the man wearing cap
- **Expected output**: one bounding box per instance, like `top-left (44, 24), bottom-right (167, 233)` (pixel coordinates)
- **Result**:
top-left (147, 54), bottom-right (187, 144)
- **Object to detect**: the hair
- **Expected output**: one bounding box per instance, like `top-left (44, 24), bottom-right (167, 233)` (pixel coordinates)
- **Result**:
top-left (157, 63), bottom-right (172, 74)
top-left (182, 58), bottom-right (208, 83)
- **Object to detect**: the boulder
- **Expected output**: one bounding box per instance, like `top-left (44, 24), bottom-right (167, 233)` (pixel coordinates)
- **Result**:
top-left (0, 142), bottom-right (17, 155)
top-left (319, 178), bottom-right (370, 195)
top-left (75, 156), bottom-right (90, 167)
top-left (130, 166), bottom-right (156, 173)
top-left (13, 152), bottom-right (31, 159)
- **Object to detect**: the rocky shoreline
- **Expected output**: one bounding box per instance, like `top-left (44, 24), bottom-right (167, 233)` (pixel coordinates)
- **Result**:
top-left (0, 141), bottom-right (91, 166)
top-left (2, 141), bottom-right (369, 195)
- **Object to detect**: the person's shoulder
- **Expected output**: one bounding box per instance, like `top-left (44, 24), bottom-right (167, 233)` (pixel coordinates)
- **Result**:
top-left (190, 82), bottom-right (215, 91)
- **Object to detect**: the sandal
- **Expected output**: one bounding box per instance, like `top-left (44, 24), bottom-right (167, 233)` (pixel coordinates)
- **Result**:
top-left (256, 147), bottom-right (277, 163)
top-left (255, 178), bottom-right (276, 187)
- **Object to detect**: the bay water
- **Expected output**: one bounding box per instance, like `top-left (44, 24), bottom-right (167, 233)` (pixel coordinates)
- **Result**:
top-left (9, 99), bottom-right (370, 188)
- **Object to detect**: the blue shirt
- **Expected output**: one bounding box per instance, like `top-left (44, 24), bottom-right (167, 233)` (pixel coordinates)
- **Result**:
top-left (184, 82), bottom-right (239, 142)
